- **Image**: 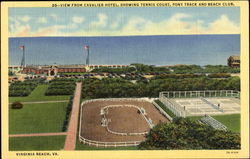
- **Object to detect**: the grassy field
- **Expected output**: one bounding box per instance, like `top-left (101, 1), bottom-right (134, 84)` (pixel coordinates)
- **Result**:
top-left (9, 135), bottom-right (66, 151)
top-left (187, 114), bottom-right (240, 133)
top-left (9, 84), bottom-right (70, 103)
top-left (213, 114), bottom-right (240, 133)
top-left (9, 102), bottom-right (67, 134)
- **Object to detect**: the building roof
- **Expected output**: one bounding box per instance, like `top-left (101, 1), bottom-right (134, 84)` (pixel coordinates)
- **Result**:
top-left (229, 55), bottom-right (240, 60)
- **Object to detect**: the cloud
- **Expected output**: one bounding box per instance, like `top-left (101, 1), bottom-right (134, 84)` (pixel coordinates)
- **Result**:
top-left (90, 13), bottom-right (108, 28)
top-left (49, 14), bottom-right (58, 20)
top-left (72, 16), bottom-right (84, 24)
top-left (18, 15), bottom-right (31, 22)
top-left (206, 15), bottom-right (239, 34)
top-left (110, 15), bottom-right (124, 29)
top-left (37, 17), bottom-right (48, 24)
top-left (119, 13), bottom-right (239, 35)
top-left (9, 13), bottom-right (240, 37)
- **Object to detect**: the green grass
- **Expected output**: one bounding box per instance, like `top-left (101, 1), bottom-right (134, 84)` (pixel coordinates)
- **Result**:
top-left (187, 116), bottom-right (203, 121)
top-left (154, 100), bottom-right (176, 118)
top-left (9, 135), bottom-right (66, 151)
top-left (212, 114), bottom-right (240, 133)
top-left (9, 102), bottom-right (68, 134)
top-left (9, 84), bottom-right (70, 102)
top-left (187, 114), bottom-right (240, 133)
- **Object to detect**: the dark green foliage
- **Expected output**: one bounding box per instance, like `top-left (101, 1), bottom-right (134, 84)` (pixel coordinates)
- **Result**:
top-left (208, 73), bottom-right (231, 78)
top-left (131, 63), bottom-right (170, 73)
top-left (9, 79), bottom-right (44, 97)
top-left (81, 77), bottom-right (240, 99)
top-left (62, 96), bottom-right (74, 131)
top-left (169, 65), bottom-right (240, 74)
top-left (45, 78), bottom-right (76, 96)
top-left (138, 118), bottom-right (240, 150)
top-left (154, 100), bottom-right (176, 118)
top-left (153, 74), bottom-right (206, 79)
top-left (11, 101), bottom-right (23, 109)
top-left (91, 67), bottom-right (136, 74)
top-left (203, 65), bottom-right (240, 73)
top-left (169, 65), bottom-right (203, 74)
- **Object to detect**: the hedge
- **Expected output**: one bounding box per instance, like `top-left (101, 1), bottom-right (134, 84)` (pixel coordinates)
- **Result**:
top-left (61, 96), bottom-right (74, 131)
top-left (9, 79), bottom-right (44, 97)
top-left (45, 78), bottom-right (76, 96)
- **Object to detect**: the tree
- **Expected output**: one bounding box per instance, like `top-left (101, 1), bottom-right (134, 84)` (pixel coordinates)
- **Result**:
top-left (138, 118), bottom-right (240, 150)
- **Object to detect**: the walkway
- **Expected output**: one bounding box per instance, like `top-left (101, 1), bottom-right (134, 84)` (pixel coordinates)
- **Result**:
top-left (64, 82), bottom-right (82, 150)
top-left (9, 132), bottom-right (67, 137)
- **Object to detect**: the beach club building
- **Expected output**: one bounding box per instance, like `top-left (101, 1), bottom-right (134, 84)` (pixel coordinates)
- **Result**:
top-left (227, 55), bottom-right (240, 68)
top-left (17, 64), bottom-right (130, 76)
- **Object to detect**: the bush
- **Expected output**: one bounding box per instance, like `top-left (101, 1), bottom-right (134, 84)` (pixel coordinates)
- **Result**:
top-left (11, 101), bottom-right (23, 109)
top-left (8, 79), bottom-right (42, 97)
top-left (45, 78), bottom-right (76, 96)
top-left (138, 118), bottom-right (240, 150)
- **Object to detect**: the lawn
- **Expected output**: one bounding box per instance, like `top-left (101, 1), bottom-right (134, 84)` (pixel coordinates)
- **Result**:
top-left (212, 114), bottom-right (240, 133)
top-left (9, 135), bottom-right (66, 151)
top-left (9, 102), bottom-right (68, 134)
top-left (9, 84), bottom-right (70, 102)
top-left (187, 114), bottom-right (240, 133)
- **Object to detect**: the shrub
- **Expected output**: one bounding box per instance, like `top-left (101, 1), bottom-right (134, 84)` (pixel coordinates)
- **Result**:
top-left (11, 101), bottom-right (23, 109)
top-left (61, 96), bottom-right (74, 131)
top-left (139, 118), bottom-right (240, 150)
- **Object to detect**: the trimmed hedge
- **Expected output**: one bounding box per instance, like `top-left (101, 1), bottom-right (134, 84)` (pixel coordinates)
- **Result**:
top-left (45, 78), bottom-right (76, 96)
top-left (9, 79), bottom-right (44, 97)
top-left (208, 73), bottom-right (231, 78)
top-left (62, 96), bottom-right (74, 132)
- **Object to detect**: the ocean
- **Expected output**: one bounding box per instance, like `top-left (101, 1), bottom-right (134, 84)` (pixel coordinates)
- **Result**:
top-left (9, 34), bottom-right (240, 66)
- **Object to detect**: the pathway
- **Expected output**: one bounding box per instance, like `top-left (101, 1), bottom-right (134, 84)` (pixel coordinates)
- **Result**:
top-left (64, 82), bottom-right (82, 150)
top-left (9, 132), bottom-right (67, 137)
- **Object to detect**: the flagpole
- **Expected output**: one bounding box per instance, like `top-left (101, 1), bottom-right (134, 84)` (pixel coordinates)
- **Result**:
top-left (20, 46), bottom-right (25, 68)
top-left (85, 46), bottom-right (90, 66)
top-left (87, 48), bottom-right (89, 66)
top-left (23, 46), bottom-right (25, 67)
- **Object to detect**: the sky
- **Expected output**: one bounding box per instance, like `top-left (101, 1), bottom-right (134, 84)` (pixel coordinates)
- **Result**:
top-left (9, 7), bottom-right (240, 37)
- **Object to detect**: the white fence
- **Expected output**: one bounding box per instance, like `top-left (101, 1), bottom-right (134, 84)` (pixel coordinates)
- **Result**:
top-left (152, 101), bottom-right (173, 121)
top-left (159, 95), bottom-right (186, 117)
top-left (160, 90), bottom-right (240, 98)
top-left (79, 136), bottom-right (141, 147)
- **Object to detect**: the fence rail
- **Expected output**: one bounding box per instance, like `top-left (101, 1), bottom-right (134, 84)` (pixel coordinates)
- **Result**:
top-left (159, 95), bottom-right (186, 117)
top-left (160, 90), bottom-right (240, 98)
top-left (79, 136), bottom-right (141, 147)
top-left (152, 101), bottom-right (173, 121)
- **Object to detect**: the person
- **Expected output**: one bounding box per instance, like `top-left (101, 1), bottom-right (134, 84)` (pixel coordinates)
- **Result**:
top-left (218, 103), bottom-right (220, 109)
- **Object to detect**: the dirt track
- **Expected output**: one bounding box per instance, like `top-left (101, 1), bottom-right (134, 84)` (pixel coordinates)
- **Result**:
top-left (80, 100), bottom-right (169, 142)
